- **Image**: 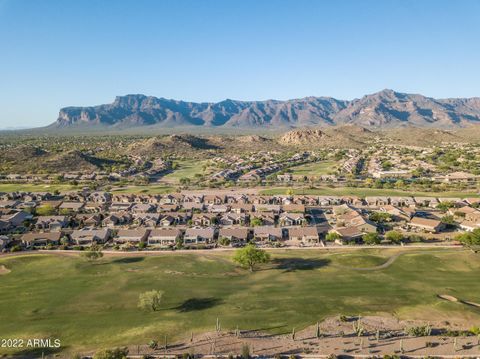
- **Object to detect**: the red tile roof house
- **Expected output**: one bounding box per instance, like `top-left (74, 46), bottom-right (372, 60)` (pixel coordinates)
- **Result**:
top-left (22, 231), bottom-right (62, 248)
top-left (70, 229), bottom-right (111, 246)
top-left (114, 229), bottom-right (150, 245)
top-left (218, 227), bottom-right (250, 246)
top-left (184, 227), bottom-right (216, 247)
top-left (148, 228), bottom-right (182, 248)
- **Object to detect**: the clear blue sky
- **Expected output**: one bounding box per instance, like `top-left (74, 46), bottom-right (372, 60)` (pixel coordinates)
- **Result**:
top-left (1, 0), bottom-right (480, 128)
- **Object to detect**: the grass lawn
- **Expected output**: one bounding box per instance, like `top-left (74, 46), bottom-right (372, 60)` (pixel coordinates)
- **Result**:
top-left (1, 248), bottom-right (479, 355)
top-left (161, 159), bottom-right (208, 184)
top-left (259, 186), bottom-right (480, 198)
top-left (0, 183), bottom-right (79, 193)
top-left (289, 161), bottom-right (337, 176)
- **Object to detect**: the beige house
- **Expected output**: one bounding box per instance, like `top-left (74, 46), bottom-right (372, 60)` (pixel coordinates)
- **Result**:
top-left (148, 228), bottom-right (182, 247)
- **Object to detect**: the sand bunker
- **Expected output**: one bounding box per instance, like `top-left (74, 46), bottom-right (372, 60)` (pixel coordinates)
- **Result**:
top-left (0, 265), bottom-right (11, 275)
top-left (438, 294), bottom-right (458, 302)
top-left (438, 294), bottom-right (480, 308)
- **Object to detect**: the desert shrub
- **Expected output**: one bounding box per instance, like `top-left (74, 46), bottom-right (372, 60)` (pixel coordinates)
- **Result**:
top-left (93, 347), bottom-right (128, 359)
top-left (138, 290), bottom-right (163, 312)
top-left (406, 325), bottom-right (432, 337)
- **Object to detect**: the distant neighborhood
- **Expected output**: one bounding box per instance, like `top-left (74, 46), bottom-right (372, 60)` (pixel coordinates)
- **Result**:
top-left (1, 188), bottom-right (479, 253)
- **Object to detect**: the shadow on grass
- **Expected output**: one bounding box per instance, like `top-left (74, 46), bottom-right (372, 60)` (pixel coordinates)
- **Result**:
top-left (176, 297), bottom-right (222, 312)
top-left (111, 257), bottom-right (145, 264)
top-left (273, 257), bottom-right (330, 272)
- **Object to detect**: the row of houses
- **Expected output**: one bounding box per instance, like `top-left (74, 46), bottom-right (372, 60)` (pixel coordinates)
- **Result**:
top-left (3, 190), bottom-right (480, 208)
top-left (20, 225), bottom-right (321, 249)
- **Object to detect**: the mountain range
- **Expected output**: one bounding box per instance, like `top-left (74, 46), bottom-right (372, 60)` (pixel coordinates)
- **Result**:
top-left (51, 89), bottom-right (480, 129)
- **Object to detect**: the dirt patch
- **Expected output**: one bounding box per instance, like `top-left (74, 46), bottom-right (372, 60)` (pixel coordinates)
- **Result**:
top-left (118, 315), bottom-right (480, 358)
top-left (0, 265), bottom-right (11, 275)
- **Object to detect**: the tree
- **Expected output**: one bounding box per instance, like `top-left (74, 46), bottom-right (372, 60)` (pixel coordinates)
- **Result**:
top-left (325, 231), bottom-right (340, 242)
top-left (362, 232), bottom-right (380, 245)
top-left (441, 215), bottom-right (455, 225)
top-left (369, 212), bottom-right (392, 223)
top-left (179, 177), bottom-right (191, 186)
top-left (138, 290), bottom-right (163, 311)
top-left (36, 204), bottom-right (56, 216)
top-left (93, 347), bottom-right (129, 359)
top-left (233, 244), bottom-right (270, 272)
top-left (82, 245), bottom-right (103, 261)
top-left (250, 217), bottom-right (263, 227)
top-left (385, 230), bottom-right (403, 244)
top-left (218, 237), bottom-right (231, 246)
top-left (437, 201), bottom-right (454, 212)
top-left (455, 229), bottom-right (480, 246)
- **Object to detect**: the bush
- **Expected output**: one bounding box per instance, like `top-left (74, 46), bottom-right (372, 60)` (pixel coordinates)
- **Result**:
top-left (406, 325), bottom-right (432, 337)
top-left (325, 231), bottom-right (340, 242)
top-left (362, 232), bottom-right (381, 245)
top-left (385, 230), bottom-right (404, 244)
top-left (10, 245), bottom-right (22, 252)
top-left (219, 237), bottom-right (231, 246)
top-left (93, 347), bottom-right (129, 359)
top-left (470, 326), bottom-right (480, 335)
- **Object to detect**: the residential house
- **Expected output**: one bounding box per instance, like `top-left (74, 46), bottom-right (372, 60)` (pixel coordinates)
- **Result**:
top-left (109, 202), bottom-right (133, 212)
top-left (219, 227), bottom-right (250, 246)
top-left (408, 217), bottom-right (445, 233)
top-left (192, 213), bottom-right (218, 226)
top-left (71, 229), bottom-right (110, 246)
top-left (35, 216), bottom-right (68, 231)
top-left (148, 228), bottom-right (182, 247)
top-left (220, 213), bottom-right (247, 226)
top-left (75, 213), bottom-right (102, 227)
top-left (253, 226), bottom-right (283, 242)
top-left (131, 203), bottom-right (156, 213)
top-left (22, 231), bottom-right (62, 247)
top-left (332, 226), bottom-right (364, 244)
top-left (288, 226), bottom-right (319, 243)
top-left (88, 191), bottom-right (112, 203)
top-left (204, 195), bottom-right (225, 205)
top-left (159, 212), bottom-right (189, 227)
top-left (59, 201), bottom-right (85, 213)
top-left (114, 229), bottom-right (150, 244)
top-left (279, 212), bottom-right (307, 226)
top-left (133, 213), bottom-right (160, 227)
top-left (184, 227), bottom-right (216, 246)
top-left (251, 212), bottom-right (276, 226)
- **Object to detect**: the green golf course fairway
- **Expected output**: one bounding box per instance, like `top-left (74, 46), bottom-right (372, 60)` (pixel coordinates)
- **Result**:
top-left (0, 248), bottom-right (479, 355)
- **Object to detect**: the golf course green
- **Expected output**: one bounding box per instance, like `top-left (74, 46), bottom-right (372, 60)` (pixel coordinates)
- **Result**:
top-left (0, 248), bottom-right (479, 355)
